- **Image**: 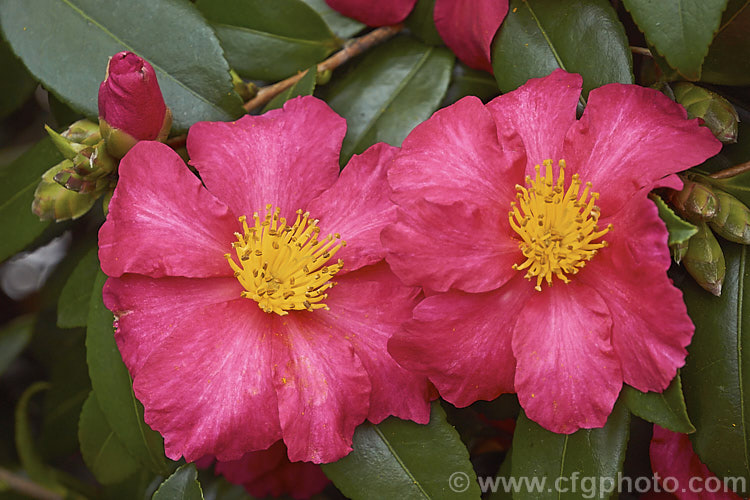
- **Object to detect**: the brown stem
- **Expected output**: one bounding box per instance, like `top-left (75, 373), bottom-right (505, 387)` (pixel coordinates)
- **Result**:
top-left (630, 46), bottom-right (652, 57)
top-left (243, 24), bottom-right (403, 112)
top-left (709, 160), bottom-right (750, 179)
top-left (0, 467), bottom-right (63, 500)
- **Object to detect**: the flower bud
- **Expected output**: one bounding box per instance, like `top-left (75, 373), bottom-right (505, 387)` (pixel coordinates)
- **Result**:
top-left (673, 82), bottom-right (739, 143)
top-left (98, 51), bottom-right (171, 158)
top-left (708, 190), bottom-right (750, 244)
top-left (32, 161), bottom-right (100, 221)
top-left (670, 179), bottom-right (719, 221)
top-left (682, 221), bottom-right (725, 296)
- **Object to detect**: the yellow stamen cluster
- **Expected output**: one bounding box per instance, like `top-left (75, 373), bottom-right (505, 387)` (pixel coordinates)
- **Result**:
top-left (509, 159), bottom-right (612, 291)
top-left (225, 204), bottom-right (345, 315)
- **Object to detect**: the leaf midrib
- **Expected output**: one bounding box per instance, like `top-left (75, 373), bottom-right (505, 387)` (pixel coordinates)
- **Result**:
top-left (59, 0), bottom-right (227, 116)
top-left (373, 425), bottom-right (432, 499)
top-left (738, 245), bottom-right (749, 471)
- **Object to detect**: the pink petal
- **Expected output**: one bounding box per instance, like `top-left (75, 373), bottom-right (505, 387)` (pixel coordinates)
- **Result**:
top-left (388, 96), bottom-right (525, 209)
top-left (382, 198), bottom-right (520, 293)
top-left (98, 141), bottom-right (237, 278)
top-left (579, 193), bottom-right (692, 392)
top-left (433, 0), bottom-right (508, 72)
top-left (389, 281), bottom-right (530, 407)
top-left (564, 83), bottom-right (722, 215)
top-left (132, 299), bottom-right (281, 462)
top-left (650, 426), bottom-right (741, 500)
top-left (187, 96), bottom-right (345, 221)
top-left (104, 275), bottom-right (242, 373)
top-left (271, 313), bottom-right (371, 464)
top-left (487, 69), bottom-right (582, 172)
top-left (324, 0), bottom-right (416, 26)
top-left (216, 441), bottom-right (329, 500)
top-left (512, 280), bottom-right (622, 434)
top-left (307, 143), bottom-right (398, 274)
top-left (319, 263), bottom-right (432, 424)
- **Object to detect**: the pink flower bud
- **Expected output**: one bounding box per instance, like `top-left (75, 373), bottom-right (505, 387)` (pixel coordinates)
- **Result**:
top-left (98, 52), bottom-right (171, 157)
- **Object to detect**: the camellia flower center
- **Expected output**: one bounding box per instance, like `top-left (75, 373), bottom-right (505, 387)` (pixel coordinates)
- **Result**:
top-left (508, 159), bottom-right (612, 291)
top-left (225, 204), bottom-right (345, 315)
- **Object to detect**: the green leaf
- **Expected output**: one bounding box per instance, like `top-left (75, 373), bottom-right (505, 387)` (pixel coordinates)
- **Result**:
top-left (58, 245), bottom-right (99, 328)
top-left (680, 241), bottom-right (750, 493)
top-left (510, 401), bottom-right (630, 500)
top-left (443, 63), bottom-right (500, 105)
top-left (15, 382), bottom-right (66, 495)
top-left (196, 0), bottom-right (339, 81)
top-left (326, 36), bottom-right (454, 165)
top-left (0, 37), bottom-right (36, 119)
top-left (152, 464), bottom-right (204, 500)
top-left (0, 315), bottom-right (33, 376)
top-left (650, 194), bottom-right (699, 246)
top-left (322, 402), bottom-right (481, 499)
top-left (622, 374), bottom-right (695, 434)
top-left (0, 137), bottom-right (62, 263)
top-left (406, 0), bottom-right (443, 46)
top-left (87, 269), bottom-right (170, 475)
top-left (263, 65), bottom-right (317, 112)
top-left (0, 0), bottom-right (243, 132)
top-left (491, 0), bottom-right (633, 98)
top-left (701, 0), bottom-right (750, 85)
top-left (79, 391), bottom-right (139, 485)
top-left (299, 0), bottom-right (365, 39)
top-left (622, 0), bottom-right (728, 80)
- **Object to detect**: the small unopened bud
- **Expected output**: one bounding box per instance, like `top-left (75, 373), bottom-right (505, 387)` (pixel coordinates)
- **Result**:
top-left (673, 82), bottom-right (739, 143)
top-left (708, 190), bottom-right (750, 244)
top-left (32, 161), bottom-right (99, 221)
top-left (670, 179), bottom-right (719, 221)
top-left (682, 221), bottom-right (726, 296)
top-left (98, 51), bottom-right (171, 158)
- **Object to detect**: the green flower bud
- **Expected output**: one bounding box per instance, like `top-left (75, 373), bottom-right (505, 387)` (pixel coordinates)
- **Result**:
top-left (683, 221), bottom-right (726, 296)
top-left (61, 119), bottom-right (101, 145)
top-left (670, 179), bottom-right (719, 220)
top-left (231, 69), bottom-right (257, 101)
top-left (32, 161), bottom-right (99, 221)
top-left (708, 190), bottom-right (750, 244)
top-left (673, 82), bottom-right (739, 143)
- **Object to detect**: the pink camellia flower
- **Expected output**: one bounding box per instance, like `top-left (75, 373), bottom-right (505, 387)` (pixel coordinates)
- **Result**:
top-left (324, 0), bottom-right (507, 72)
top-left (382, 69), bottom-right (721, 434)
top-left (650, 426), bottom-right (741, 499)
top-left (215, 441), bottom-right (329, 499)
top-left (98, 51), bottom-right (171, 158)
top-left (98, 96), bottom-right (431, 463)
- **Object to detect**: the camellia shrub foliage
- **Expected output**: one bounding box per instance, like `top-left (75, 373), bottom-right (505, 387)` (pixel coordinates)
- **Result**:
top-left (1, 0), bottom-right (750, 499)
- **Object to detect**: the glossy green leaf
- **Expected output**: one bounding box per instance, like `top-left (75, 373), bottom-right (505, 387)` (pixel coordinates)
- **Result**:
top-left (15, 382), bottom-right (67, 495)
top-left (492, 0), bottom-right (633, 98)
top-left (622, 0), bottom-right (728, 80)
top-left (152, 464), bottom-right (204, 500)
top-left (327, 36), bottom-right (454, 164)
top-left (406, 0), bottom-right (442, 46)
top-left (510, 401), bottom-right (630, 500)
top-left (299, 0), bottom-right (365, 39)
top-left (622, 374), bottom-right (695, 434)
top-left (0, 138), bottom-right (62, 263)
top-left (701, 0), bottom-right (750, 85)
top-left (322, 402), bottom-right (481, 499)
top-left (443, 63), bottom-right (500, 105)
top-left (263, 66), bottom-right (317, 112)
top-left (87, 269), bottom-right (170, 475)
top-left (0, 38), bottom-right (36, 119)
top-left (0, 315), bottom-right (33, 376)
top-left (651, 194), bottom-right (698, 246)
top-left (79, 391), bottom-right (139, 485)
top-left (196, 0), bottom-right (339, 81)
top-left (58, 246), bottom-right (98, 328)
top-left (0, 0), bottom-right (243, 132)
top-left (681, 241), bottom-right (750, 493)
